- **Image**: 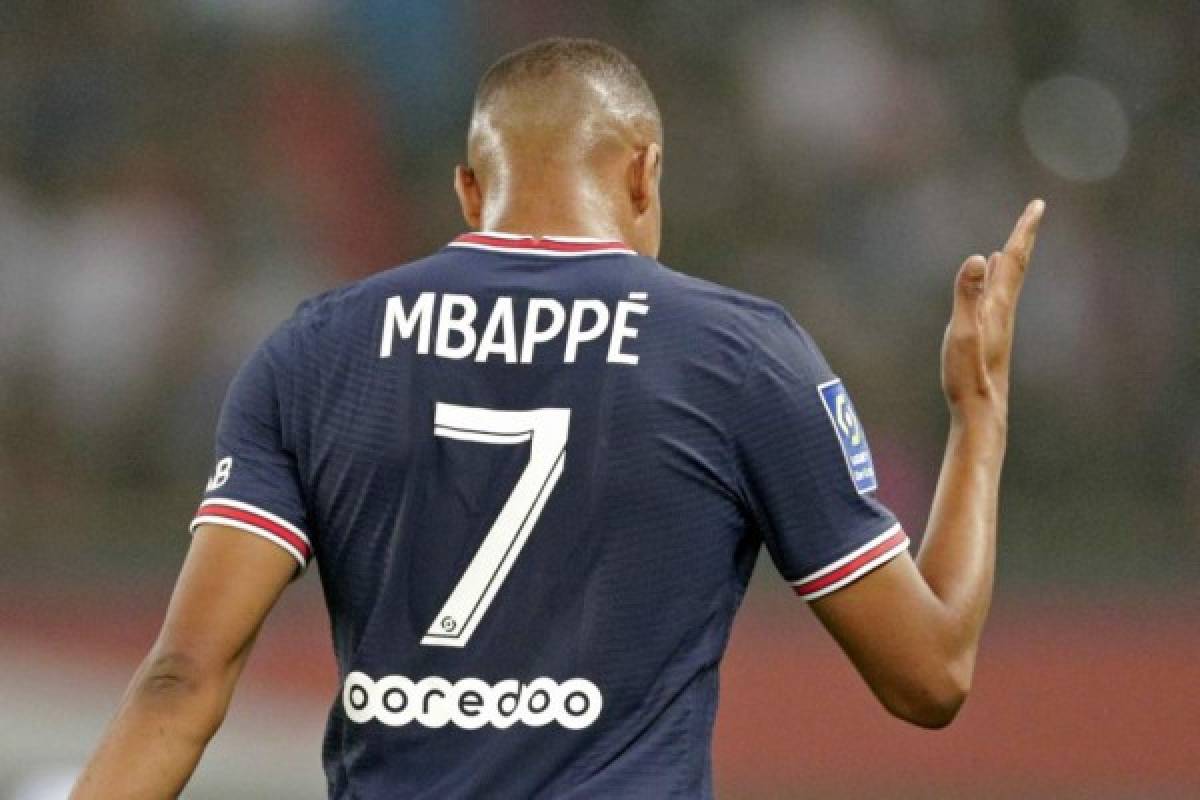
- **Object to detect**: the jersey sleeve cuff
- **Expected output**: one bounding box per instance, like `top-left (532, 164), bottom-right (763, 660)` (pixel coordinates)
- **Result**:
top-left (190, 497), bottom-right (312, 569)
top-left (790, 523), bottom-right (909, 601)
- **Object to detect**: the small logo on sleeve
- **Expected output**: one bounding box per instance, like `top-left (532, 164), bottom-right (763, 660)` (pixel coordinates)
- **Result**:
top-left (817, 379), bottom-right (877, 494)
top-left (205, 457), bottom-right (233, 492)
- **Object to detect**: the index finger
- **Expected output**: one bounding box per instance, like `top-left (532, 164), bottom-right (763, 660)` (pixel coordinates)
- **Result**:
top-left (1003, 197), bottom-right (1045, 268)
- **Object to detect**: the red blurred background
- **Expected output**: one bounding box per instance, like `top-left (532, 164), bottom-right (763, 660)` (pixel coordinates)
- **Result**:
top-left (3, 581), bottom-right (1198, 798)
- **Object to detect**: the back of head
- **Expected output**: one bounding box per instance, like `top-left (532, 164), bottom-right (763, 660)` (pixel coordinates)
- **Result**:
top-left (471, 37), bottom-right (662, 161)
top-left (457, 37), bottom-right (665, 255)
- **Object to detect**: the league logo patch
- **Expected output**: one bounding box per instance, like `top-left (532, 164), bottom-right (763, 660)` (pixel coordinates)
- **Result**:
top-left (817, 379), bottom-right (878, 494)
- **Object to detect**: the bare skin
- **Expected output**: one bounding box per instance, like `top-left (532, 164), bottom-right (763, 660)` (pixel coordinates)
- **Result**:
top-left (455, 71), bottom-right (663, 255)
top-left (72, 65), bottom-right (1043, 798)
top-left (72, 527), bottom-right (295, 798)
top-left (813, 201), bottom-right (1043, 726)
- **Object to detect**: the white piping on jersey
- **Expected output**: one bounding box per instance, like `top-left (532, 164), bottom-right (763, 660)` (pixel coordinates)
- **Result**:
top-left (447, 231), bottom-right (637, 258)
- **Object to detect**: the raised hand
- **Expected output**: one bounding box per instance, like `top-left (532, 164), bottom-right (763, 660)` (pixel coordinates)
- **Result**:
top-left (942, 199), bottom-right (1045, 421)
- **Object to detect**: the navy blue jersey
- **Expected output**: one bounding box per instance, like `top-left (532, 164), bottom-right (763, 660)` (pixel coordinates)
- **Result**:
top-left (191, 232), bottom-right (908, 799)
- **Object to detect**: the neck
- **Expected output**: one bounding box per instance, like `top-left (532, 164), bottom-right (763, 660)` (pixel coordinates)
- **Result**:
top-left (480, 174), bottom-right (625, 242)
top-left (483, 215), bottom-right (619, 240)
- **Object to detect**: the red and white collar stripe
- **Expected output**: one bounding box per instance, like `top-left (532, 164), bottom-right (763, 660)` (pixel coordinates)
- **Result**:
top-left (448, 231), bottom-right (636, 257)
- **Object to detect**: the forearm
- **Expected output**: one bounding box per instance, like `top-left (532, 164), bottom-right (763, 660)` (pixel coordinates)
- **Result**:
top-left (915, 409), bottom-right (1007, 663)
top-left (72, 655), bottom-right (233, 800)
top-left (812, 202), bottom-right (1041, 728)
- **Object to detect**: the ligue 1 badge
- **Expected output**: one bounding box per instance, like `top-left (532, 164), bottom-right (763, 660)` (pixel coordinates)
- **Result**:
top-left (818, 378), bottom-right (878, 494)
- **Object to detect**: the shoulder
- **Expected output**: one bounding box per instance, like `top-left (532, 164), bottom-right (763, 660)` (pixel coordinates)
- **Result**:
top-left (649, 261), bottom-right (824, 367)
top-left (264, 251), bottom-right (456, 360)
top-left (288, 252), bottom-right (452, 332)
top-left (652, 262), bottom-right (781, 317)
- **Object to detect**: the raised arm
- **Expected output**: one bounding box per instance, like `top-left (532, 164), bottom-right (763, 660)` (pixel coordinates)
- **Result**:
top-left (71, 525), bottom-right (296, 799)
top-left (811, 199), bottom-right (1044, 728)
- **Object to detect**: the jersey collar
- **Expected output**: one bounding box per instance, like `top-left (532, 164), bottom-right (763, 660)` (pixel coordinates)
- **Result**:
top-left (448, 231), bottom-right (637, 258)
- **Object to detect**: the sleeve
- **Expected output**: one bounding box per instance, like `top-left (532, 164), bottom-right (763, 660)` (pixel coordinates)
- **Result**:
top-left (189, 326), bottom-right (313, 570)
top-left (733, 310), bottom-right (908, 601)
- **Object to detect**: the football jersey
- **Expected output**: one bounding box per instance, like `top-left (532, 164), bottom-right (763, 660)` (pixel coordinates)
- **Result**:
top-left (190, 232), bottom-right (908, 799)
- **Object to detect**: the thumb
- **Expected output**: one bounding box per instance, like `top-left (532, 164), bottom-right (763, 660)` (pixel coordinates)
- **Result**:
top-left (952, 254), bottom-right (988, 325)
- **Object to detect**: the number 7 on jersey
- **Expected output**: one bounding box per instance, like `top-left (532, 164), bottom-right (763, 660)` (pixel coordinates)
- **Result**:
top-left (421, 402), bottom-right (571, 648)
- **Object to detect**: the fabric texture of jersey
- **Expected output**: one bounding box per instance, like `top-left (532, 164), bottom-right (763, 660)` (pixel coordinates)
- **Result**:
top-left (190, 233), bottom-right (907, 799)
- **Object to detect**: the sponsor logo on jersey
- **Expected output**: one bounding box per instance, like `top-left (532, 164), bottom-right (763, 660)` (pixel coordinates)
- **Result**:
top-left (817, 378), bottom-right (878, 494)
top-left (342, 672), bottom-right (603, 730)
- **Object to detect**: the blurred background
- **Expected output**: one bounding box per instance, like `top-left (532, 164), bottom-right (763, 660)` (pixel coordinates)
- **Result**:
top-left (1, 1), bottom-right (1197, 798)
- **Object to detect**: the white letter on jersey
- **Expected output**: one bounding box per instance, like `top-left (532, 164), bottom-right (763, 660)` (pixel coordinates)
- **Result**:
top-left (342, 673), bottom-right (602, 730)
top-left (608, 295), bottom-right (649, 365)
top-left (475, 297), bottom-right (518, 363)
top-left (436, 294), bottom-right (478, 359)
top-left (380, 292), bottom-right (435, 357)
top-left (520, 298), bottom-right (567, 363)
top-left (564, 300), bottom-right (611, 363)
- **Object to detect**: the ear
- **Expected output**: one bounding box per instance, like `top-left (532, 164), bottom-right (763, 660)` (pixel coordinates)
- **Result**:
top-left (629, 143), bottom-right (662, 216)
top-left (454, 165), bottom-right (483, 229)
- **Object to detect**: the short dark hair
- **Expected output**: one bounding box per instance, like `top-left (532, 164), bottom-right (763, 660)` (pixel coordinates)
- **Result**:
top-left (473, 37), bottom-right (661, 137)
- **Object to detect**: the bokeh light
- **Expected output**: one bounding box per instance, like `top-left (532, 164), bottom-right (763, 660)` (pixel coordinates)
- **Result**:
top-left (1020, 75), bottom-right (1130, 182)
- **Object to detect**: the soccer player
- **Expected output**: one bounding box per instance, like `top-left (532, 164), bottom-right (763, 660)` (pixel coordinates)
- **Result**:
top-left (73, 38), bottom-right (1043, 799)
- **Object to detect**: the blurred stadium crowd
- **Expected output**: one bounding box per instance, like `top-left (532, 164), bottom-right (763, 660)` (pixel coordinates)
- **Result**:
top-left (1, 1), bottom-right (1197, 591)
top-left (2, 3), bottom-right (1198, 798)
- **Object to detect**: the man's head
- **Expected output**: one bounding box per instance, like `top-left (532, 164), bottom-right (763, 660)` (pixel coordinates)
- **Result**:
top-left (454, 38), bottom-right (664, 257)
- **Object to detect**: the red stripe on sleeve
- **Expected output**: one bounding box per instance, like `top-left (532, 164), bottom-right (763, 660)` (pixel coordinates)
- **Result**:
top-left (195, 503), bottom-right (312, 562)
top-left (792, 528), bottom-right (909, 599)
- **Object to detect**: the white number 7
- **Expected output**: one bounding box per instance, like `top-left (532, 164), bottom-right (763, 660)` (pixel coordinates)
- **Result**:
top-left (421, 402), bottom-right (571, 648)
